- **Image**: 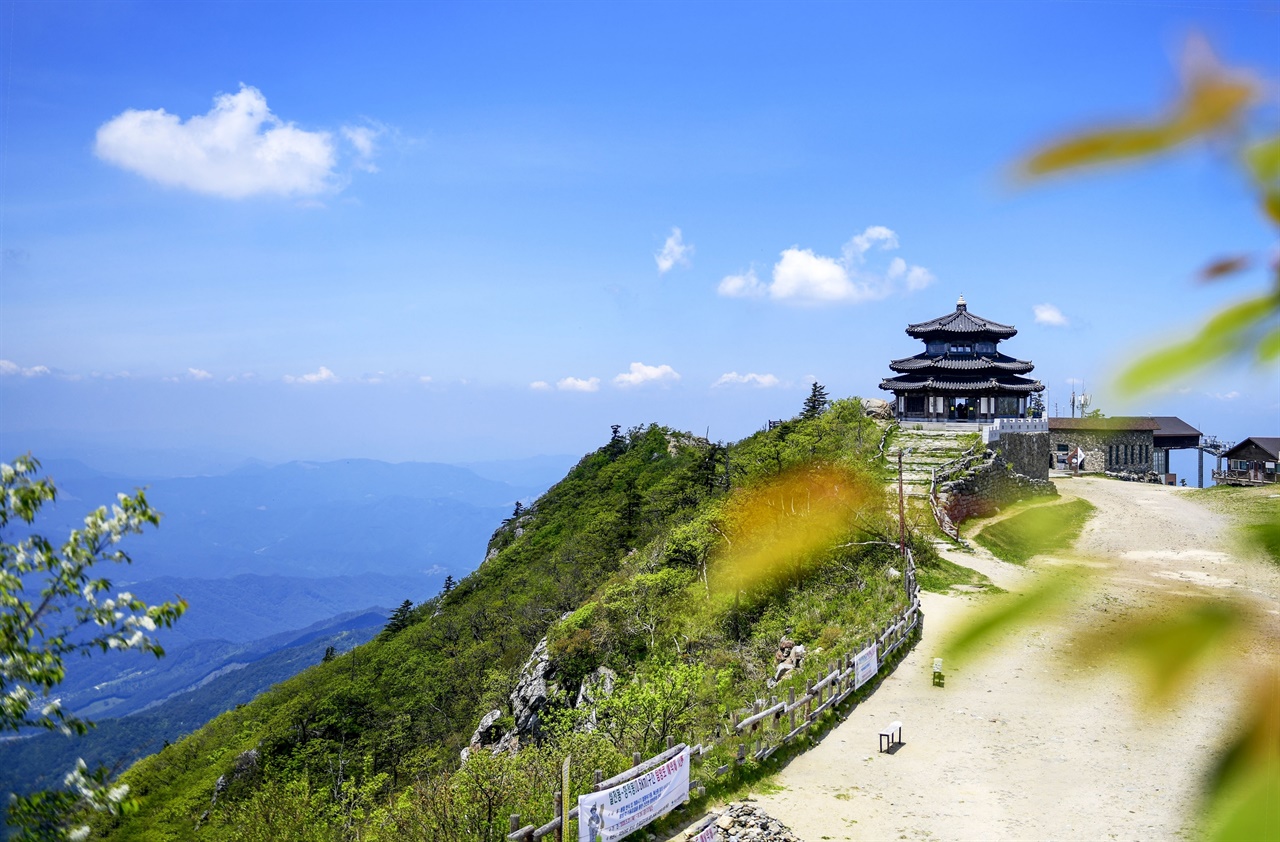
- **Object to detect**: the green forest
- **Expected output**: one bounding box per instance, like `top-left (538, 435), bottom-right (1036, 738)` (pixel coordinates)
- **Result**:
top-left (66, 399), bottom-right (943, 841)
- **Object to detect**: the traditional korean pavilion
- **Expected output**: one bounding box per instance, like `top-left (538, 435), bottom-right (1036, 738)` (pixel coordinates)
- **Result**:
top-left (879, 295), bottom-right (1045, 422)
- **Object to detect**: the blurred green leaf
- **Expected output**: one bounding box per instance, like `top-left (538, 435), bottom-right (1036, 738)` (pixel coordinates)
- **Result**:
top-left (1265, 188), bottom-right (1280, 226)
top-left (1243, 135), bottom-right (1280, 183)
top-left (942, 575), bottom-right (1074, 662)
top-left (1205, 766), bottom-right (1280, 842)
top-left (1258, 327), bottom-right (1280, 363)
top-left (1203, 676), bottom-right (1280, 841)
top-left (1078, 602), bottom-right (1244, 705)
top-left (1116, 293), bottom-right (1278, 392)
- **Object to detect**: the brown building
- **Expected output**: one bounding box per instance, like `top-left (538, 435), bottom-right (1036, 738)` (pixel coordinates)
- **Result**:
top-left (1214, 437), bottom-right (1279, 485)
top-left (1047, 416), bottom-right (1201, 477)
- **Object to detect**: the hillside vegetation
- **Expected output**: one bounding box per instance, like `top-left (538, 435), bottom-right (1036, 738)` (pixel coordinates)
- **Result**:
top-left (87, 400), bottom-right (936, 841)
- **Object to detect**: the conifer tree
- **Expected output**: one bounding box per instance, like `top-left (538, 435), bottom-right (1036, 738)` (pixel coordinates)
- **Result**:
top-left (380, 600), bottom-right (415, 639)
top-left (801, 381), bottom-right (830, 419)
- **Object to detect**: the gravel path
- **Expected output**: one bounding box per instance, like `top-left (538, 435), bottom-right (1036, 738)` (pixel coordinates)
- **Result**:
top-left (748, 477), bottom-right (1280, 841)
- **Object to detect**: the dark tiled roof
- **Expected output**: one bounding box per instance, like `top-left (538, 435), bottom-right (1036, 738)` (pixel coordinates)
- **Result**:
top-left (906, 299), bottom-right (1017, 339)
top-left (1224, 437), bottom-right (1280, 460)
top-left (879, 374), bottom-right (1044, 394)
top-left (1150, 416), bottom-right (1201, 438)
top-left (889, 353), bottom-right (1034, 373)
top-left (1048, 417), bottom-right (1160, 431)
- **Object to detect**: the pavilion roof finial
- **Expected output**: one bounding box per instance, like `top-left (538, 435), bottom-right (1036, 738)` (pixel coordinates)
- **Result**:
top-left (957, 293), bottom-right (967, 311)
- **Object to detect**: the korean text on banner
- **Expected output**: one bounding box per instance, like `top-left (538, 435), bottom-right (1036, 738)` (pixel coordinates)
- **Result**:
top-left (853, 642), bottom-right (878, 690)
top-left (578, 747), bottom-right (690, 842)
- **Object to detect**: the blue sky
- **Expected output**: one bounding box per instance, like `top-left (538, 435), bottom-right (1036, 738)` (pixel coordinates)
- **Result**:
top-left (1, 1), bottom-right (1276, 470)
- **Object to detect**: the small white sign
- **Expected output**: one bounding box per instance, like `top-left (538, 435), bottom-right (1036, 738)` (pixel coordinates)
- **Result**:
top-left (853, 642), bottom-right (879, 690)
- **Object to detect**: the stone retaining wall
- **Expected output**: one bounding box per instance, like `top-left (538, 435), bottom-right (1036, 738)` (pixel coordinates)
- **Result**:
top-left (940, 450), bottom-right (1057, 522)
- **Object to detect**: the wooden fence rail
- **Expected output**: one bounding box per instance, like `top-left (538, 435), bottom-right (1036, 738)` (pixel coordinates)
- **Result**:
top-left (506, 549), bottom-right (922, 841)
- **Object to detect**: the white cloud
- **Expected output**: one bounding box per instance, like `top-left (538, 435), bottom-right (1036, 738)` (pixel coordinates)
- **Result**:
top-left (529, 381), bottom-right (551, 391)
top-left (842, 225), bottom-right (899, 263)
top-left (1034, 303), bottom-right (1069, 327)
top-left (771, 248), bottom-right (858, 303)
top-left (613, 362), bottom-right (680, 388)
top-left (713, 372), bottom-right (780, 388)
top-left (1065, 377), bottom-right (1084, 386)
top-left (95, 85), bottom-right (345, 199)
top-left (0, 360), bottom-right (50, 377)
top-left (720, 225), bottom-right (934, 305)
top-left (419, 375), bottom-right (433, 384)
top-left (655, 227), bottom-right (693, 273)
top-left (187, 367), bottom-right (213, 381)
top-left (717, 268), bottom-right (765, 298)
top-left (557, 376), bottom-right (600, 392)
top-left (1209, 390), bottom-right (1240, 401)
top-left (342, 124), bottom-right (382, 173)
top-left (284, 365), bottom-right (337, 384)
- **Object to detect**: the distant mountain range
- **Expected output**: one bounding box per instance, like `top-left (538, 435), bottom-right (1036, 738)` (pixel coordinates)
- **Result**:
top-left (0, 609), bottom-right (388, 804)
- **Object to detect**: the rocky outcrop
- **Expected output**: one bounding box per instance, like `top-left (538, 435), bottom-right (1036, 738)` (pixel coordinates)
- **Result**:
top-left (862, 398), bottom-right (894, 420)
top-left (509, 637), bottom-right (559, 735)
top-left (573, 666), bottom-right (617, 732)
top-left (464, 635), bottom-right (621, 760)
top-left (682, 801), bottom-right (804, 841)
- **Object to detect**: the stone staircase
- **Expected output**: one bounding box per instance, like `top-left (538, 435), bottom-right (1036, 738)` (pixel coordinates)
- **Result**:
top-left (888, 426), bottom-right (978, 498)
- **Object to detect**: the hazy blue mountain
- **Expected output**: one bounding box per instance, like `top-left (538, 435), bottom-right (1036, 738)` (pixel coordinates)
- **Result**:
top-left (459, 454), bottom-right (579, 490)
top-left (52, 608), bottom-right (393, 721)
top-left (15, 458), bottom-right (527, 580)
top-left (0, 611), bottom-right (386, 804)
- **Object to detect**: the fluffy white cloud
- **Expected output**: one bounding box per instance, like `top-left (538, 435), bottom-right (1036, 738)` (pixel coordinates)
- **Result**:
top-left (613, 362), bottom-right (680, 388)
top-left (1209, 390), bottom-right (1240, 401)
top-left (529, 380), bottom-right (551, 390)
top-left (719, 226), bottom-right (934, 305)
top-left (284, 366), bottom-right (337, 384)
top-left (713, 372), bottom-right (780, 388)
top-left (1034, 303), bottom-right (1069, 326)
top-left (95, 85), bottom-right (343, 198)
top-left (557, 376), bottom-right (600, 392)
top-left (0, 360), bottom-right (50, 377)
top-left (655, 227), bottom-right (693, 273)
top-left (717, 268), bottom-right (765, 298)
top-left (187, 367), bottom-right (213, 381)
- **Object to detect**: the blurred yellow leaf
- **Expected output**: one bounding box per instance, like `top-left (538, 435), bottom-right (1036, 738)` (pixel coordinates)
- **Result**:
top-left (941, 574), bottom-right (1075, 662)
top-left (1022, 126), bottom-right (1181, 177)
top-left (1075, 601), bottom-right (1244, 706)
top-left (1019, 67), bottom-right (1254, 179)
top-left (1176, 75), bottom-right (1255, 135)
top-left (1200, 256), bottom-right (1251, 281)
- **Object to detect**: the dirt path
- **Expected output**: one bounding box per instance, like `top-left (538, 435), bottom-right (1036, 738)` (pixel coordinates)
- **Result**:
top-left (749, 477), bottom-right (1280, 841)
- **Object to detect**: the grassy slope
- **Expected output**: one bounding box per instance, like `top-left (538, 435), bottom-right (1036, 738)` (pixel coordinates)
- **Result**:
top-left (1186, 484), bottom-right (1280, 563)
top-left (91, 401), bottom-right (923, 841)
top-left (974, 499), bottom-right (1096, 564)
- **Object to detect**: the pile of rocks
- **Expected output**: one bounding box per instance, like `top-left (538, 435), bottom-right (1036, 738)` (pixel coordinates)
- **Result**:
top-left (684, 801), bottom-right (804, 842)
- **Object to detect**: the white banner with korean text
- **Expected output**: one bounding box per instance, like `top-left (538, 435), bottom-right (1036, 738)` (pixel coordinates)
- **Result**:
top-left (578, 747), bottom-right (690, 842)
top-left (853, 642), bottom-right (878, 690)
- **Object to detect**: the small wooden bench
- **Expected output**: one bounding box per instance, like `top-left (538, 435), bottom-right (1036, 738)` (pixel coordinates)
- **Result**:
top-left (932, 658), bottom-right (944, 687)
top-left (879, 720), bottom-right (902, 752)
